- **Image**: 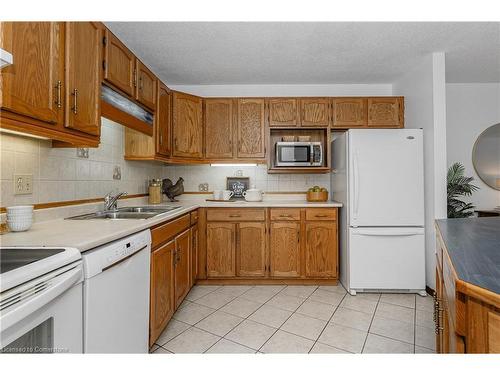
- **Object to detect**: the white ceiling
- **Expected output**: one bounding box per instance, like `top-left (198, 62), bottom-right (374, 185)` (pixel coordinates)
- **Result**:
top-left (106, 22), bottom-right (500, 85)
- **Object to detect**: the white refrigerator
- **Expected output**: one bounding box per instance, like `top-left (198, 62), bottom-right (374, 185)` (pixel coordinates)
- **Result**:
top-left (331, 129), bottom-right (426, 296)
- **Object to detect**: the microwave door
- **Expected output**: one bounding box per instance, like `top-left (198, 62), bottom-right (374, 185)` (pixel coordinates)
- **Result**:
top-left (277, 145), bottom-right (311, 166)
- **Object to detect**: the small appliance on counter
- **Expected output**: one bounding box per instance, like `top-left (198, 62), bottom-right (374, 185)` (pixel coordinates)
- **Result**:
top-left (243, 187), bottom-right (265, 202)
top-left (148, 179), bottom-right (162, 204)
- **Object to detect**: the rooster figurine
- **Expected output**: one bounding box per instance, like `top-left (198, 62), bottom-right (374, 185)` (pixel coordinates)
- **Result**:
top-left (162, 177), bottom-right (184, 202)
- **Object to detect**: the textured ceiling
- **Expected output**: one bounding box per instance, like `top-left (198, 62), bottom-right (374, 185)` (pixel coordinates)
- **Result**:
top-left (106, 22), bottom-right (500, 85)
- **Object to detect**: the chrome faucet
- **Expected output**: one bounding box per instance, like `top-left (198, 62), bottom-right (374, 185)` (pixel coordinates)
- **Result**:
top-left (104, 191), bottom-right (127, 211)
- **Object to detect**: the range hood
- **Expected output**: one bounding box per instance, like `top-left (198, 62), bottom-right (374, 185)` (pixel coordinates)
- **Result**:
top-left (0, 48), bottom-right (13, 68)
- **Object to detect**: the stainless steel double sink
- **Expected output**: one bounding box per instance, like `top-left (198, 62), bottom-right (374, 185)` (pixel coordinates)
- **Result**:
top-left (65, 206), bottom-right (182, 220)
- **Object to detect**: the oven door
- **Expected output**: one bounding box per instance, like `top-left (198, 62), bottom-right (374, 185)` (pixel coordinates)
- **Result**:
top-left (0, 264), bottom-right (83, 354)
top-left (276, 143), bottom-right (312, 166)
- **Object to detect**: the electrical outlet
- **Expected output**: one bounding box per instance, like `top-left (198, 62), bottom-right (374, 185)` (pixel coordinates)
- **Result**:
top-left (113, 166), bottom-right (121, 180)
top-left (198, 183), bottom-right (209, 192)
top-left (77, 148), bottom-right (89, 158)
top-left (14, 174), bottom-right (33, 195)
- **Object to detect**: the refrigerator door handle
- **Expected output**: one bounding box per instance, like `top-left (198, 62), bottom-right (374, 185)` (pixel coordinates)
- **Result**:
top-left (353, 151), bottom-right (360, 218)
top-left (353, 229), bottom-right (424, 236)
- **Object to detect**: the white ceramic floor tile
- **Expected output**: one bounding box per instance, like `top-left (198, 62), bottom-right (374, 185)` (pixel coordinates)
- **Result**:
top-left (164, 327), bottom-right (220, 353)
top-left (331, 307), bottom-right (373, 332)
top-left (253, 285), bottom-right (286, 294)
top-left (281, 313), bottom-right (328, 340)
top-left (225, 320), bottom-right (277, 350)
top-left (375, 302), bottom-right (415, 324)
top-left (195, 291), bottom-right (236, 309)
top-left (266, 293), bottom-right (306, 312)
top-left (415, 325), bottom-right (436, 350)
top-left (217, 285), bottom-right (254, 298)
top-left (281, 285), bottom-right (318, 299)
top-left (379, 293), bottom-right (416, 309)
top-left (370, 316), bottom-right (414, 344)
top-left (241, 288), bottom-right (280, 304)
top-left (155, 319), bottom-right (191, 345)
top-left (185, 285), bottom-right (222, 302)
top-left (318, 323), bottom-right (367, 353)
top-left (149, 344), bottom-right (160, 353)
top-left (195, 310), bottom-right (243, 336)
top-left (362, 333), bottom-right (414, 353)
top-left (248, 304), bottom-right (293, 328)
top-left (206, 339), bottom-right (256, 353)
top-left (340, 295), bottom-right (378, 314)
top-left (296, 299), bottom-right (336, 321)
top-left (260, 330), bottom-right (315, 353)
top-left (173, 303), bottom-right (216, 325)
top-left (318, 284), bottom-right (347, 295)
top-left (220, 297), bottom-right (263, 318)
top-left (416, 295), bottom-right (434, 312)
top-left (308, 289), bottom-right (345, 306)
top-left (415, 345), bottom-right (435, 354)
top-left (310, 342), bottom-right (350, 353)
top-left (416, 309), bottom-right (434, 329)
top-left (151, 347), bottom-right (173, 354)
top-left (354, 293), bottom-right (381, 302)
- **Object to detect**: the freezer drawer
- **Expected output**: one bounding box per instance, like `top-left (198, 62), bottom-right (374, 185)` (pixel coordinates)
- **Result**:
top-left (349, 227), bottom-right (425, 290)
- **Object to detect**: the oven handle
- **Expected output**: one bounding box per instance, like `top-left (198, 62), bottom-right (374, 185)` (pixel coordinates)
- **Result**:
top-left (0, 267), bottom-right (82, 332)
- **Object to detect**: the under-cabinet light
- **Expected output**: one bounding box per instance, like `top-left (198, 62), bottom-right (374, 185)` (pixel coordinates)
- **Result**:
top-left (210, 163), bottom-right (258, 167)
top-left (0, 128), bottom-right (50, 140)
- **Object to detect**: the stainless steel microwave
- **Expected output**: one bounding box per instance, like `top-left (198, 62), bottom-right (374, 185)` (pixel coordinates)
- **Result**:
top-left (275, 142), bottom-right (323, 167)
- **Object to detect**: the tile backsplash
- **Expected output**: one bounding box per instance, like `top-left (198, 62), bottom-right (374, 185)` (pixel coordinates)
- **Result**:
top-left (1, 118), bottom-right (331, 208)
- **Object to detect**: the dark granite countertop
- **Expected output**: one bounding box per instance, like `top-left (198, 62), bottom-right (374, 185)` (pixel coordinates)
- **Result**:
top-left (436, 217), bottom-right (500, 294)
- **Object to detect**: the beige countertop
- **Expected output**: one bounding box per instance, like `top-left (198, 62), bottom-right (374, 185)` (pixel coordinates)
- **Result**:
top-left (1, 197), bottom-right (342, 252)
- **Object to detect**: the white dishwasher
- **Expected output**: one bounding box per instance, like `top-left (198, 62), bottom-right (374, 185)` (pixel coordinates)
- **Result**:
top-left (82, 230), bottom-right (151, 353)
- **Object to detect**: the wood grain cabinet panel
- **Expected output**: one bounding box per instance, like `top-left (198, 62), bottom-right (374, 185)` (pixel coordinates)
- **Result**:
top-left (150, 240), bottom-right (175, 346)
top-left (204, 99), bottom-right (234, 158)
top-left (237, 222), bottom-right (267, 277)
top-left (332, 98), bottom-right (367, 127)
top-left (174, 229), bottom-right (191, 309)
top-left (268, 98), bottom-right (299, 127)
top-left (156, 83), bottom-right (172, 157)
top-left (270, 222), bottom-right (301, 278)
top-left (0, 22), bottom-right (64, 126)
top-left (367, 97), bottom-right (403, 127)
top-left (136, 60), bottom-right (157, 111)
top-left (190, 225), bottom-right (199, 287)
top-left (103, 29), bottom-right (135, 96)
top-left (300, 98), bottom-right (330, 127)
top-left (237, 99), bottom-right (266, 158)
top-left (65, 22), bottom-right (101, 136)
top-left (172, 92), bottom-right (203, 158)
top-left (206, 223), bottom-right (236, 277)
top-left (305, 222), bottom-right (337, 278)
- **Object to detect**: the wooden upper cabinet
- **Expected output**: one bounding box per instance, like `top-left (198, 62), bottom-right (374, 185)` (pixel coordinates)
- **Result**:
top-left (300, 98), bottom-right (330, 127)
top-left (237, 222), bottom-right (267, 277)
top-left (172, 92), bottom-right (203, 158)
top-left (0, 22), bottom-right (64, 125)
top-left (237, 98), bottom-right (266, 158)
top-left (149, 240), bottom-right (175, 346)
top-left (304, 222), bottom-right (337, 278)
top-left (174, 229), bottom-right (191, 309)
top-left (270, 222), bottom-right (301, 278)
top-left (332, 98), bottom-right (367, 127)
top-left (65, 22), bottom-right (101, 136)
top-left (367, 97), bottom-right (404, 127)
top-left (135, 60), bottom-right (157, 111)
top-left (206, 222), bottom-right (236, 278)
top-left (268, 98), bottom-right (299, 127)
top-left (103, 29), bottom-right (135, 96)
top-left (156, 83), bottom-right (171, 157)
top-left (204, 99), bottom-right (234, 159)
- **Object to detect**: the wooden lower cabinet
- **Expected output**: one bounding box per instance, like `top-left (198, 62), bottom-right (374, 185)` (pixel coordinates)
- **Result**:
top-left (270, 222), bottom-right (301, 278)
top-left (174, 229), bottom-right (191, 309)
top-left (190, 224), bottom-right (199, 287)
top-left (304, 222), bottom-right (337, 278)
top-left (237, 222), bottom-right (267, 277)
top-left (206, 222), bottom-right (236, 277)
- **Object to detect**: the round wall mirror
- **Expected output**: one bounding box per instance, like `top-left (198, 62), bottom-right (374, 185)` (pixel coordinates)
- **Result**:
top-left (472, 123), bottom-right (500, 190)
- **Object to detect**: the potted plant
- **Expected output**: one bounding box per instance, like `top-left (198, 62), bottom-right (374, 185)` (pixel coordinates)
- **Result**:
top-left (447, 162), bottom-right (479, 218)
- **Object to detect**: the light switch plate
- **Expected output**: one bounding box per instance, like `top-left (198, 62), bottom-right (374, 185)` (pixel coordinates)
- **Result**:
top-left (14, 174), bottom-right (33, 195)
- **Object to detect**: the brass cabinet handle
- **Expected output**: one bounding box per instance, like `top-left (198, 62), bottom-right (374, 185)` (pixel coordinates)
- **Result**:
top-left (71, 89), bottom-right (78, 115)
top-left (55, 80), bottom-right (62, 108)
top-left (159, 133), bottom-right (163, 145)
top-left (229, 214), bottom-right (241, 218)
top-left (279, 214), bottom-right (292, 218)
top-left (133, 69), bottom-right (137, 87)
top-left (315, 214), bottom-right (328, 218)
top-left (139, 77), bottom-right (143, 91)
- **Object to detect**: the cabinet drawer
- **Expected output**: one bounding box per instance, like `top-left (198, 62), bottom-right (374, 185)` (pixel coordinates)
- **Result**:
top-left (206, 208), bottom-right (265, 222)
top-left (305, 208), bottom-right (337, 221)
top-left (190, 210), bottom-right (198, 225)
top-left (270, 208), bottom-right (301, 221)
top-left (151, 214), bottom-right (190, 248)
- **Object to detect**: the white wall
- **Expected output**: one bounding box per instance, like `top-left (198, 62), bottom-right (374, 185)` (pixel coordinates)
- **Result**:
top-left (446, 83), bottom-right (500, 209)
top-left (168, 84), bottom-right (393, 97)
top-left (392, 53), bottom-right (448, 289)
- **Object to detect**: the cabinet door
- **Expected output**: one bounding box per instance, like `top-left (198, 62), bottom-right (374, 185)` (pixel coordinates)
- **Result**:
top-left (65, 22), bottom-right (101, 136)
top-left (332, 98), bottom-right (367, 127)
top-left (268, 98), bottom-right (299, 127)
top-left (367, 97), bottom-right (403, 127)
top-left (305, 222), bottom-right (337, 278)
top-left (300, 98), bottom-right (330, 127)
top-left (237, 222), bottom-right (267, 277)
top-left (150, 240), bottom-right (175, 346)
top-left (206, 223), bottom-right (236, 277)
top-left (103, 29), bottom-right (135, 96)
top-left (172, 92), bottom-right (203, 158)
top-left (136, 60), bottom-right (157, 110)
top-left (270, 222), bottom-right (301, 278)
top-left (174, 229), bottom-right (191, 309)
top-left (0, 22), bottom-right (64, 125)
top-left (190, 225), bottom-right (199, 287)
top-left (156, 83), bottom-right (171, 157)
top-left (236, 99), bottom-right (266, 158)
top-left (204, 99), bottom-right (234, 159)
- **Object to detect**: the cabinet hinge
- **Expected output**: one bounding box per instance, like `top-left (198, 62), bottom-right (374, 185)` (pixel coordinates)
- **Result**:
top-left (102, 36), bottom-right (107, 46)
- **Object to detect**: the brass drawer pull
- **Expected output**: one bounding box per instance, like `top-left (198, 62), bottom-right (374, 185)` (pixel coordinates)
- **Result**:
top-left (315, 214), bottom-right (329, 218)
top-left (279, 214), bottom-right (292, 218)
top-left (71, 89), bottom-right (78, 115)
top-left (229, 214), bottom-right (241, 218)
